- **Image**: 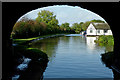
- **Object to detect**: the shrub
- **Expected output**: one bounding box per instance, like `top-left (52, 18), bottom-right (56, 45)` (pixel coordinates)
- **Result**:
top-left (96, 35), bottom-right (114, 46)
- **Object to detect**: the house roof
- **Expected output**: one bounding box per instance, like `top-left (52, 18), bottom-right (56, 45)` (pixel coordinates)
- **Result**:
top-left (92, 23), bottom-right (111, 30)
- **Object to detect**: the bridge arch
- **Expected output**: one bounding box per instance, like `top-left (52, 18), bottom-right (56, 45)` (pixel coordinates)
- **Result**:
top-left (2, 2), bottom-right (120, 79)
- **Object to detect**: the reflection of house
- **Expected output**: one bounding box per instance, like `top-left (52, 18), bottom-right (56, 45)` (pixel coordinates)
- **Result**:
top-left (86, 23), bottom-right (112, 36)
top-left (86, 37), bottom-right (96, 50)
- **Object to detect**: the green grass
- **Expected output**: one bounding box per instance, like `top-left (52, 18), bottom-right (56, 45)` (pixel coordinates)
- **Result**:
top-left (13, 45), bottom-right (48, 61)
top-left (13, 33), bottom-right (66, 45)
top-left (12, 33), bottom-right (68, 61)
top-left (13, 36), bottom-right (42, 44)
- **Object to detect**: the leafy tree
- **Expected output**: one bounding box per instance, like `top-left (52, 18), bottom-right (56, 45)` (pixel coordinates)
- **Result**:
top-left (12, 10), bottom-right (59, 38)
top-left (11, 11), bottom-right (105, 39)
top-left (79, 22), bottom-right (84, 25)
top-left (12, 19), bottom-right (47, 38)
top-left (81, 21), bottom-right (91, 31)
top-left (12, 21), bottom-right (26, 38)
top-left (60, 23), bottom-right (71, 32)
top-left (71, 23), bottom-right (82, 33)
top-left (36, 10), bottom-right (59, 34)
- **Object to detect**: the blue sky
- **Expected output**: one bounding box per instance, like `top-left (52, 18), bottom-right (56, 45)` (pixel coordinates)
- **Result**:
top-left (18, 5), bottom-right (106, 26)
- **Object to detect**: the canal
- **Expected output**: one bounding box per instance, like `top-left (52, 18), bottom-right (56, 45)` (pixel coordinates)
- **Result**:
top-left (30, 34), bottom-right (113, 78)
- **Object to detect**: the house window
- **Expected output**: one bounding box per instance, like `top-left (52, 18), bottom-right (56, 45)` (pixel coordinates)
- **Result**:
top-left (90, 30), bottom-right (92, 33)
top-left (98, 30), bottom-right (100, 33)
top-left (104, 29), bottom-right (108, 33)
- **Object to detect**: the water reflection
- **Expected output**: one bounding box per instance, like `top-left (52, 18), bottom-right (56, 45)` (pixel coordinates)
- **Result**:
top-left (29, 35), bottom-right (113, 78)
top-left (30, 37), bottom-right (60, 61)
top-left (86, 36), bottom-right (113, 52)
top-left (86, 37), bottom-right (97, 50)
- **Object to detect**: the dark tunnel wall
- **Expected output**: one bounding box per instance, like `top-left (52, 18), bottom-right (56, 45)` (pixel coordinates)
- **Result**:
top-left (2, 2), bottom-right (120, 79)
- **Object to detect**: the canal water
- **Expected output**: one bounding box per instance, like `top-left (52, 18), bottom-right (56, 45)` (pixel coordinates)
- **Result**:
top-left (30, 34), bottom-right (113, 78)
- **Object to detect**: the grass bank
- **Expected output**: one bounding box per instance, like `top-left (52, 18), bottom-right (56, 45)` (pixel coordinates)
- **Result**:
top-left (13, 33), bottom-right (67, 45)
top-left (12, 34), bottom-right (67, 60)
top-left (12, 34), bottom-right (66, 79)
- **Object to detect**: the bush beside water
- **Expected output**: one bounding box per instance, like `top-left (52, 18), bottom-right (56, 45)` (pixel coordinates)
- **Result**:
top-left (95, 35), bottom-right (114, 46)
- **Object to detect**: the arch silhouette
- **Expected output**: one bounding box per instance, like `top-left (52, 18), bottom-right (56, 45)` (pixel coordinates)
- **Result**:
top-left (2, 2), bottom-right (120, 79)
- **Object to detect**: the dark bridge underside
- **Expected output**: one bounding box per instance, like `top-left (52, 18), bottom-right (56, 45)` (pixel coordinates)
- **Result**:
top-left (2, 2), bottom-right (120, 79)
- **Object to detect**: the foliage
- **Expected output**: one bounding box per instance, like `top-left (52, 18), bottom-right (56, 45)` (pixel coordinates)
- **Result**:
top-left (82, 21), bottom-right (91, 31)
top-left (71, 21), bottom-right (90, 33)
top-left (13, 45), bottom-right (48, 61)
top-left (11, 9), bottom-right (105, 38)
top-left (12, 10), bottom-right (74, 39)
top-left (12, 20), bottom-right (47, 38)
top-left (12, 10), bottom-right (59, 38)
top-left (71, 23), bottom-right (82, 33)
top-left (60, 23), bottom-right (72, 33)
top-left (36, 10), bottom-right (59, 34)
top-left (71, 20), bottom-right (105, 34)
top-left (95, 35), bottom-right (114, 46)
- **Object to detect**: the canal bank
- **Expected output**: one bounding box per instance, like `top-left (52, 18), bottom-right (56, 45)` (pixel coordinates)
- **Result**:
top-left (13, 34), bottom-right (66, 45)
top-left (11, 34), bottom-right (67, 80)
top-left (12, 34), bottom-right (114, 79)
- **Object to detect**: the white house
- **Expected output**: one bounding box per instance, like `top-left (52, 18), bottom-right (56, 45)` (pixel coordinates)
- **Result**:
top-left (86, 23), bottom-right (112, 36)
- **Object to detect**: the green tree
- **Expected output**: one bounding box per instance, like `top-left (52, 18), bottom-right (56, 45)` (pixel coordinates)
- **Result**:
top-left (71, 23), bottom-right (82, 33)
top-left (81, 21), bottom-right (91, 31)
top-left (12, 21), bottom-right (26, 38)
top-left (36, 10), bottom-right (59, 34)
top-left (60, 23), bottom-right (71, 32)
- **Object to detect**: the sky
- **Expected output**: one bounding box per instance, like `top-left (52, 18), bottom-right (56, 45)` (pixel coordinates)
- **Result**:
top-left (18, 5), bottom-right (106, 26)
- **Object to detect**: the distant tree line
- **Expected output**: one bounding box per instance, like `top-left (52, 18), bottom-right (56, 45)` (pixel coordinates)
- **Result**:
top-left (71, 20), bottom-right (105, 34)
top-left (11, 10), bottom-right (105, 39)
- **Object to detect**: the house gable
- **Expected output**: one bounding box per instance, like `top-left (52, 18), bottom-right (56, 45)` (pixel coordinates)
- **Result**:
top-left (87, 23), bottom-right (96, 30)
top-left (86, 23), bottom-right (97, 36)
